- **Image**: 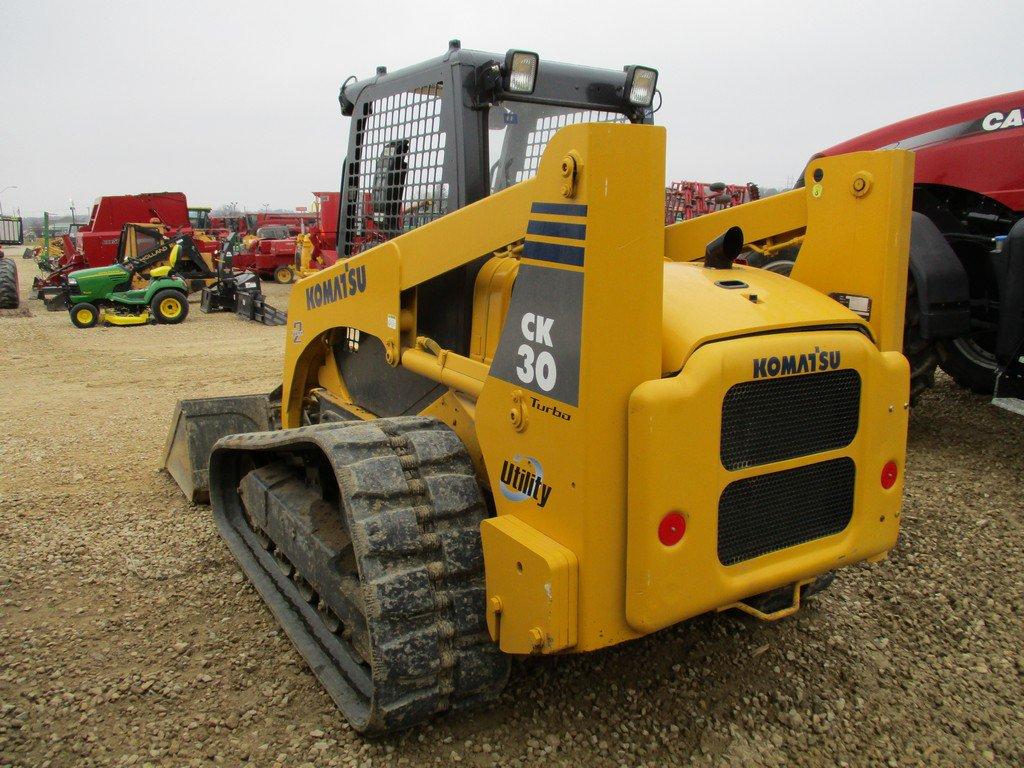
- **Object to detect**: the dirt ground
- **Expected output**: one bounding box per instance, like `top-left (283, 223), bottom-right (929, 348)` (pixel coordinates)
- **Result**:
top-left (1, 258), bottom-right (1022, 768)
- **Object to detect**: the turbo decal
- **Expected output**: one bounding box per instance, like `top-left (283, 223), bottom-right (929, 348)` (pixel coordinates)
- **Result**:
top-left (530, 394), bottom-right (572, 423)
top-left (305, 263), bottom-right (367, 310)
top-left (499, 454), bottom-right (553, 509)
top-left (753, 348), bottom-right (842, 379)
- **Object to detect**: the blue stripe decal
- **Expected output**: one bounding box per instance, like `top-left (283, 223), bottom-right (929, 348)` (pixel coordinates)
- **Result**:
top-left (531, 202), bottom-right (588, 217)
top-left (523, 239), bottom-right (585, 267)
top-left (526, 220), bottom-right (587, 240)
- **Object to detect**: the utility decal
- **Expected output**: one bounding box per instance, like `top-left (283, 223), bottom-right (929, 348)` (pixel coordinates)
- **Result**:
top-left (305, 264), bottom-right (367, 310)
top-left (490, 264), bottom-right (583, 406)
top-left (292, 320), bottom-right (303, 344)
top-left (530, 394), bottom-right (572, 423)
top-left (499, 454), bottom-right (553, 509)
top-left (753, 348), bottom-right (841, 379)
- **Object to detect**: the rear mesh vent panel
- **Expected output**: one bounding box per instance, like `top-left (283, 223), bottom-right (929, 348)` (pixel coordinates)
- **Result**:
top-left (721, 369), bottom-right (861, 471)
top-left (717, 457), bottom-right (855, 565)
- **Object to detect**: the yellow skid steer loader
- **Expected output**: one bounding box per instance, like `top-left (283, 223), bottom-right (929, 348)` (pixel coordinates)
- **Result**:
top-left (164, 45), bottom-right (913, 734)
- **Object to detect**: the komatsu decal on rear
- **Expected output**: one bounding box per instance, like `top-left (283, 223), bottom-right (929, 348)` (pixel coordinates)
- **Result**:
top-left (305, 264), bottom-right (367, 310)
top-left (754, 348), bottom-right (841, 379)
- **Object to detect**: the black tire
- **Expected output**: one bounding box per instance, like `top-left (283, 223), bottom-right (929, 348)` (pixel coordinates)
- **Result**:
top-left (936, 338), bottom-right (997, 394)
top-left (273, 265), bottom-right (294, 284)
top-left (0, 257), bottom-right (19, 309)
top-left (905, 275), bottom-right (939, 403)
top-left (69, 302), bottom-right (99, 328)
top-left (763, 259), bottom-right (795, 276)
top-left (150, 289), bottom-right (189, 324)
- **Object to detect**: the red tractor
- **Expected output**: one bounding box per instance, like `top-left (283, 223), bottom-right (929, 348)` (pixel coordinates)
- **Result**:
top-left (232, 206), bottom-right (333, 283)
top-left (232, 225), bottom-right (302, 283)
top-left (756, 91), bottom-right (1023, 408)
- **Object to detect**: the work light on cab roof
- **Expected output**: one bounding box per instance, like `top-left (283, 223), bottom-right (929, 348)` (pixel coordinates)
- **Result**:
top-left (504, 50), bottom-right (539, 94)
top-left (626, 65), bottom-right (658, 107)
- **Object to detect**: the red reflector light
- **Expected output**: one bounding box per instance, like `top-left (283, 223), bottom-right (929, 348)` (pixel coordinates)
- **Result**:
top-left (658, 511), bottom-right (687, 546)
top-left (881, 460), bottom-right (898, 489)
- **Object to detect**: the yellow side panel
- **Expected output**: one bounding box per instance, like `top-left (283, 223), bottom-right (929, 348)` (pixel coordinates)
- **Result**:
top-left (481, 515), bottom-right (578, 654)
top-left (625, 330), bottom-right (908, 633)
top-left (280, 245), bottom-right (402, 427)
top-left (789, 151), bottom-right (915, 353)
top-left (475, 123), bottom-right (666, 651)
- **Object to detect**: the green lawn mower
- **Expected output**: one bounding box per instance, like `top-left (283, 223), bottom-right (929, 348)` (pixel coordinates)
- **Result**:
top-left (63, 234), bottom-right (203, 328)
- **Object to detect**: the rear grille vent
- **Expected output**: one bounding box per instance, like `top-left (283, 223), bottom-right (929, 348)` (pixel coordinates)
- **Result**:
top-left (720, 369), bottom-right (861, 470)
top-left (717, 457), bottom-right (855, 565)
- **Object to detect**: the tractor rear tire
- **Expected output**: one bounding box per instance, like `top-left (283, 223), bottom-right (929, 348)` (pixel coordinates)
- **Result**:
top-left (936, 338), bottom-right (997, 395)
top-left (70, 303), bottom-right (99, 328)
top-left (905, 275), bottom-right (939, 403)
top-left (274, 266), bottom-right (295, 284)
top-left (151, 289), bottom-right (189, 324)
top-left (0, 257), bottom-right (19, 309)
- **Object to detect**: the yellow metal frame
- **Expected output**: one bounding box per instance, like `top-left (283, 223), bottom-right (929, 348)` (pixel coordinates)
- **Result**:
top-left (276, 123), bottom-right (915, 656)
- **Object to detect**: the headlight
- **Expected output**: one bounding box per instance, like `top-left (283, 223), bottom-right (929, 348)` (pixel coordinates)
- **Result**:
top-left (504, 50), bottom-right (538, 95)
top-left (624, 65), bottom-right (658, 107)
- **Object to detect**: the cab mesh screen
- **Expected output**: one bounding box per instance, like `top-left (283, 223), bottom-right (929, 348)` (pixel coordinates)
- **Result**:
top-left (517, 110), bottom-right (628, 183)
top-left (344, 85), bottom-right (449, 254)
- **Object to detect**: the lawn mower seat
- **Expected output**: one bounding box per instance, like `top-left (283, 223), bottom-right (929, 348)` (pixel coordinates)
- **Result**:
top-left (149, 243), bottom-right (181, 278)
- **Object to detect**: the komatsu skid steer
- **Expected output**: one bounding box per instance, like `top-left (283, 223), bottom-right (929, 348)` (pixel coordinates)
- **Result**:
top-left (164, 44), bottom-right (914, 733)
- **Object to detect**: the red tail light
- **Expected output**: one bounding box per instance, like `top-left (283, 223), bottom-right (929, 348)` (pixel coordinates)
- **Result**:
top-left (881, 460), bottom-right (898, 490)
top-left (658, 511), bottom-right (687, 546)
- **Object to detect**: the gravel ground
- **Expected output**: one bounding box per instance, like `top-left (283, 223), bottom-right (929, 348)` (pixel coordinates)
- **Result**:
top-left (1, 261), bottom-right (1022, 767)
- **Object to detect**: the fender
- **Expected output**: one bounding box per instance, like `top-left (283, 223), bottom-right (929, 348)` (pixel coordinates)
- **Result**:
top-left (142, 277), bottom-right (188, 303)
top-left (908, 212), bottom-right (970, 340)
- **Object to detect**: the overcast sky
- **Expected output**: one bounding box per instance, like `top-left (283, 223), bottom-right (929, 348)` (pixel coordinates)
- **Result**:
top-left (1, 0), bottom-right (1020, 216)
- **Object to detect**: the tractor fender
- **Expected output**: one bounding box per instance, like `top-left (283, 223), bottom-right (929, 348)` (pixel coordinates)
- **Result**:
top-left (143, 278), bottom-right (188, 303)
top-left (908, 211), bottom-right (970, 340)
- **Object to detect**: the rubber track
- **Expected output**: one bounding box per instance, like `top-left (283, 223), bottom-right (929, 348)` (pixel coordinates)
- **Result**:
top-left (209, 416), bottom-right (509, 734)
top-left (0, 258), bottom-right (19, 309)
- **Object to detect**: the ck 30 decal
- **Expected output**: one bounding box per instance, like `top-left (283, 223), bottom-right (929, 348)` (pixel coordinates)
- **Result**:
top-left (516, 312), bottom-right (557, 392)
top-left (490, 264), bottom-right (582, 406)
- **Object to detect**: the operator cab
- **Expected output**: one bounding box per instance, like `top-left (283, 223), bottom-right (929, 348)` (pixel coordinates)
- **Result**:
top-left (336, 42), bottom-right (659, 359)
